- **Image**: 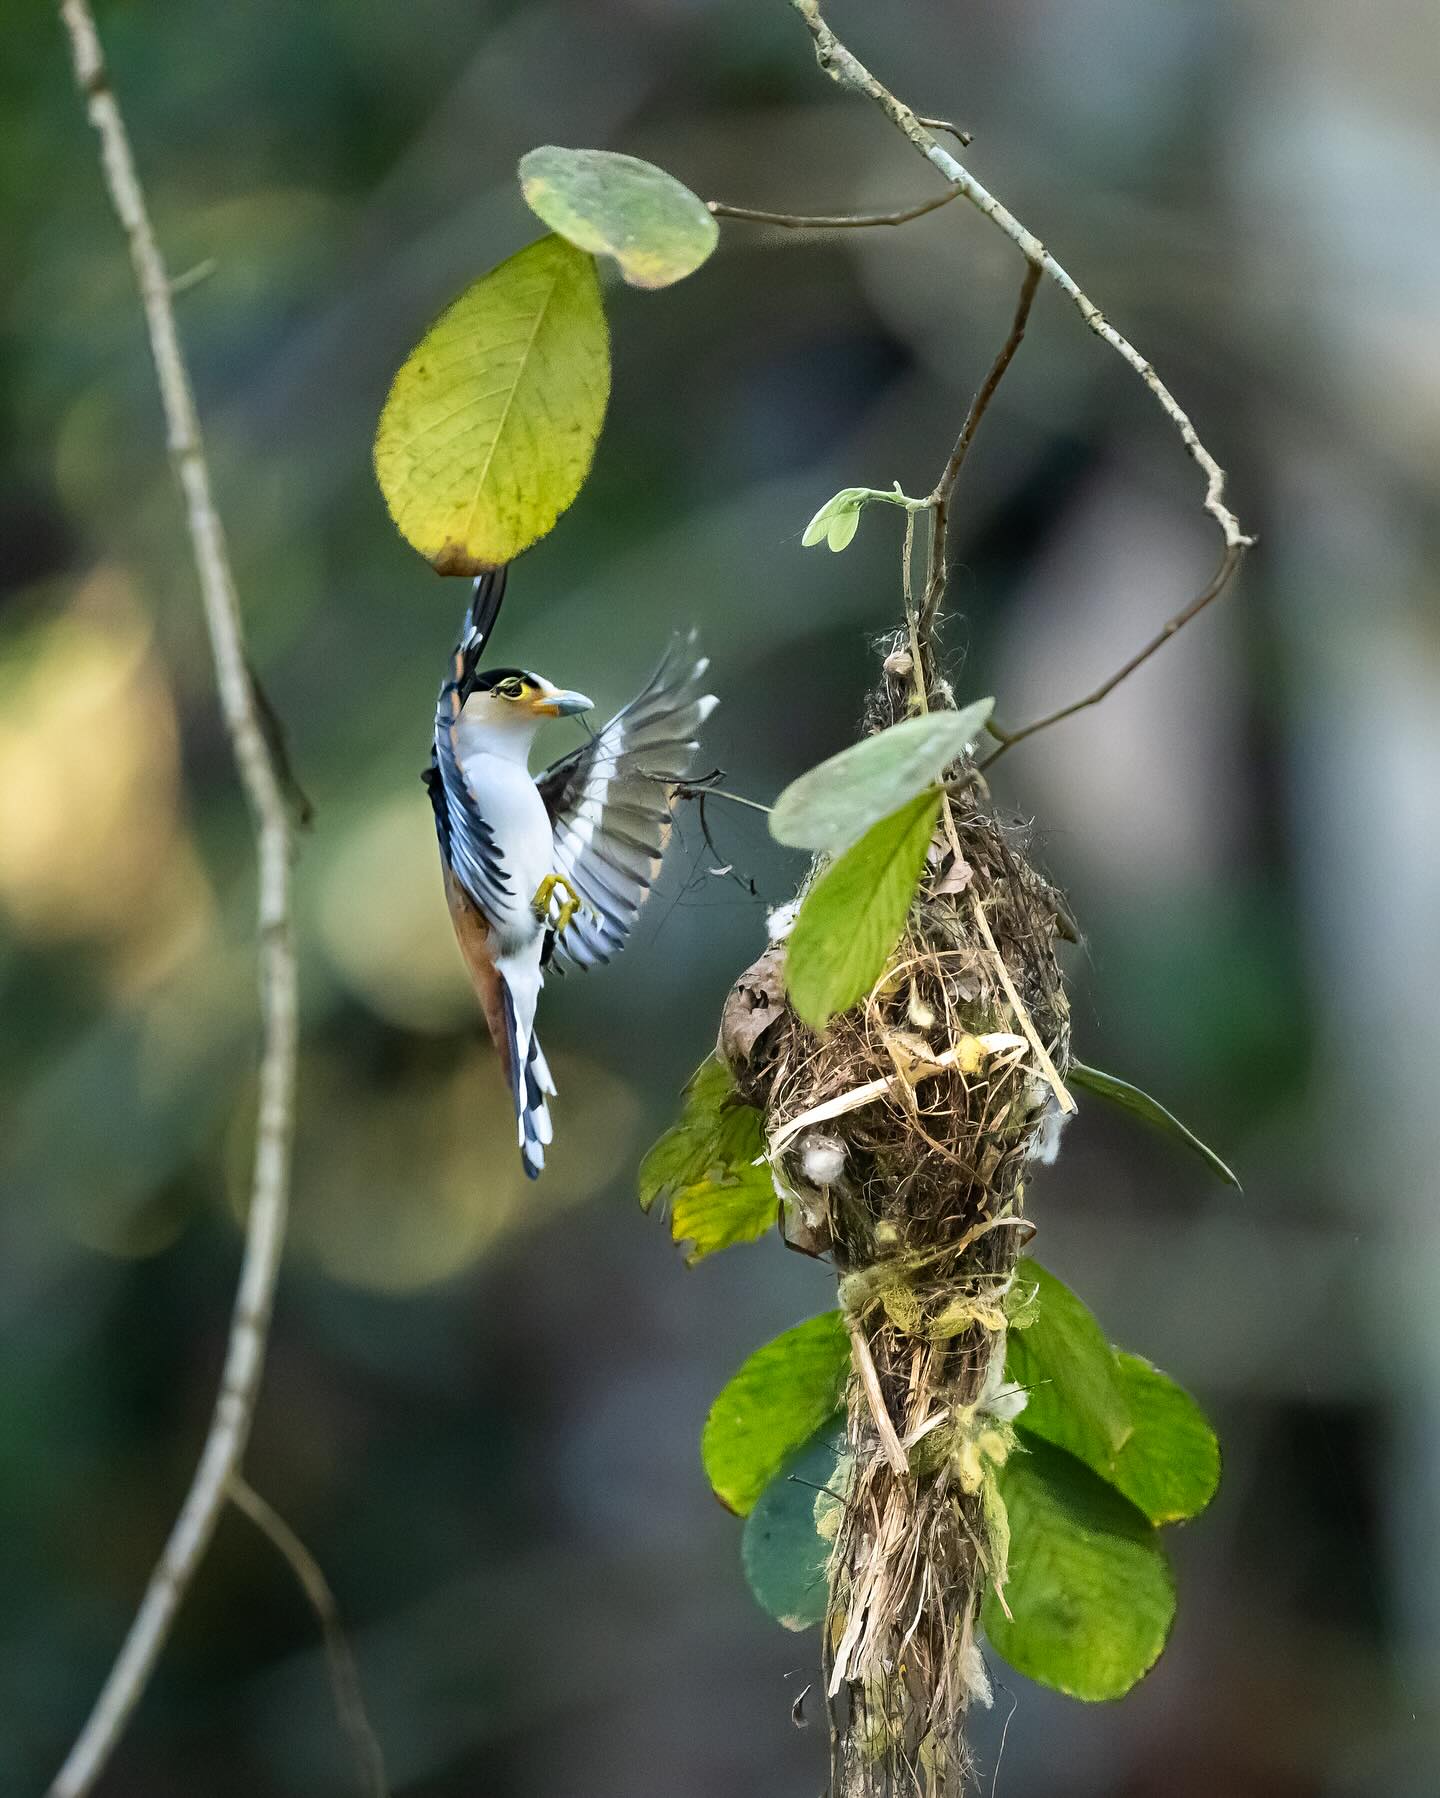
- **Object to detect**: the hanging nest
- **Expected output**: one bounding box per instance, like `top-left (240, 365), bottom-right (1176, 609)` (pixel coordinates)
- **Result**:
top-left (718, 646), bottom-right (1075, 1796)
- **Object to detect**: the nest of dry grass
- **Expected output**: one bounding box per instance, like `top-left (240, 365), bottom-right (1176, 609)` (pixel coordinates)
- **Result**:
top-left (719, 652), bottom-right (1074, 1796)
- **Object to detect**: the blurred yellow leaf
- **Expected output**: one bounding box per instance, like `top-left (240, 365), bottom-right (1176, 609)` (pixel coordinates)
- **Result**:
top-left (373, 234), bottom-right (610, 574)
top-left (0, 572), bottom-right (214, 983)
top-left (316, 795), bottom-right (477, 1032)
top-left (276, 1047), bottom-right (640, 1293)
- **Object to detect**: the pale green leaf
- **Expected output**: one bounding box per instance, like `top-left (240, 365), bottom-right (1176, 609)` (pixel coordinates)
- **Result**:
top-left (671, 1167), bottom-right (777, 1265)
top-left (801, 488), bottom-right (867, 550)
top-left (1108, 1352), bottom-right (1220, 1526)
top-left (770, 706), bottom-right (993, 853)
top-left (982, 1440), bottom-right (1175, 1701)
top-left (1005, 1259), bottom-right (1133, 1473)
top-left (786, 789), bottom-right (941, 1032)
top-left (638, 1056), bottom-right (773, 1263)
top-left (518, 146), bottom-right (718, 289)
top-left (702, 1312), bottom-right (848, 1515)
top-left (742, 1423), bottom-right (846, 1631)
top-left (800, 483), bottom-right (929, 552)
top-left (1070, 1060), bottom-right (1240, 1189)
top-left (373, 234), bottom-right (609, 573)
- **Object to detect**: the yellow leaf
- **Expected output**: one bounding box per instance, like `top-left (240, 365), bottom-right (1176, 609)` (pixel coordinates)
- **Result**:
top-left (373, 235), bottom-right (610, 573)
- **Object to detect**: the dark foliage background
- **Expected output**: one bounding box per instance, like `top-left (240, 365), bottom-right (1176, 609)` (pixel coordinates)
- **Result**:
top-left (3, 0), bottom-right (1437, 1792)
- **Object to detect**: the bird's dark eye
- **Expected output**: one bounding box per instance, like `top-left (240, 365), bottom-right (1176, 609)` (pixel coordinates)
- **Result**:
top-left (496, 679), bottom-right (524, 700)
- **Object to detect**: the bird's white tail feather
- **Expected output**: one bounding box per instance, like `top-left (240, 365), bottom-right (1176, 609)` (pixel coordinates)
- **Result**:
top-left (496, 950), bottom-right (553, 1179)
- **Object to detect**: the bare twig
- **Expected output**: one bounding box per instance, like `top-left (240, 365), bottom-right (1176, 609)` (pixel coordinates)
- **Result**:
top-left (786, 0), bottom-right (1253, 561)
top-left (918, 264), bottom-right (1042, 649)
top-left (227, 1477), bottom-right (390, 1798)
top-left (709, 188), bottom-right (958, 230)
top-left (50, 3), bottom-right (300, 1794)
top-left (979, 541), bottom-right (1243, 768)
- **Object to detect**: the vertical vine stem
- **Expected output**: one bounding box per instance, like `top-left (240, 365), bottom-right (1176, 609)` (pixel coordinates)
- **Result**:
top-left (50, 3), bottom-right (300, 1794)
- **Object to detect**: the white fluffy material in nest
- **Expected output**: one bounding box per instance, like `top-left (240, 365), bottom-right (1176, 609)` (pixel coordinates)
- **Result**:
top-left (799, 1132), bottom-right (847, 1188)
top-left (978, 1346), bottom-right (1028, 1425)
top-left (766, 897), bottom-right (801, 943)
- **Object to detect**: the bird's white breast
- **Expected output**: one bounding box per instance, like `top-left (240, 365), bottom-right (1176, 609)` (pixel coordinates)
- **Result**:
top-left (457, 747), bottom-right (553, 951)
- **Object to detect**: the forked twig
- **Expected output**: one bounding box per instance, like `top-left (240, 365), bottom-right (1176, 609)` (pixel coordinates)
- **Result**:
top-left (50, 3), bottom-right (300, 1793)
top-left (787, 0), bottom-right (1252, 558)
top-left (788, 0), bottom-right (1251, 747)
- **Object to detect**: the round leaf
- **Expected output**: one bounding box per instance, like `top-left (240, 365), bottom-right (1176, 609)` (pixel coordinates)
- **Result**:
top-left (1007, 1261), bottom-right (1220, 1527)
top-left (983, 1440), bottom-right (1175, 1701)
top-left (519, 146), bottom-right (718, 290)
top-left (703, 1312), bottom-right (848, 1515)
top-left (770, 706), bottom-right (993, 854)
top-left (373, 234), bottom-right (610, 574)
top-left (742, 1423), bottom-right (846, 1632)
top-left (1108, 1352), bottom-right (1220, 1526)
top-left (785, 789), bottom-right (941, 1033)
top-left (1005, 1258), bottom-right (1134, 1477)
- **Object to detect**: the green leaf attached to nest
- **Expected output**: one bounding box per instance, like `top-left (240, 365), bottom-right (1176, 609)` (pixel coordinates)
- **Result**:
top-left (1006, 1259), bottom-right (1134, 1474)
top-left (1106, 1352), bottom-right (1221, 1526)
top-left (518, 146), bottom-right (718, 289)
top-left (785, 788), bottom-right (942, 1033)
top-left (982, 1439), bottom-right (1175, 1701)
top-left (770, 706), bottom-right (993, 854)
top-left (638, 1057), bottom-right (774, 1263)
top-left (703, 1312), bottom-right (849, 1516)
top-left (373, 234), bottom-right (610, 574)
top-left (742, 1422), bottom-right (848, 1631)
top-left (1007, 1259), bottom-right (1220, 1528)
top-left (1069, 1060), bottom-right (1241, 1189)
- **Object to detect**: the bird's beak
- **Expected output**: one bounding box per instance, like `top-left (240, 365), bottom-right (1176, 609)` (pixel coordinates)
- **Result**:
top-left (532, 688), bottom-right (592, 718)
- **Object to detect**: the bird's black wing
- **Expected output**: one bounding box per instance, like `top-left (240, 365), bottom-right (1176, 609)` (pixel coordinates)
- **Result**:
top-left (535, 633), bottom-right (715, 972)
top-left (424, 567), bottom-right (514, 926)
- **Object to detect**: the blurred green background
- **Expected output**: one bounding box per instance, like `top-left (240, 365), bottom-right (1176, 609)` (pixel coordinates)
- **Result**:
top-left (4, 0), bottom-right (1438, 1792)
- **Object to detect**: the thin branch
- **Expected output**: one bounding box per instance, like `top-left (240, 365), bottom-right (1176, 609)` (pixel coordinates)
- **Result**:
top-left (918, 264), bottom-right (1041, 648)
top-left (673, 779), bottom-right (773, 815)
top-left (786, 0), bottom-right (1253, 559)
top-left (227, 1477), bottom-right (390, 1798)
top-left (709, 188), bottom-right (958, 230)
top-left (979, 541), bottom-right (1243, 767)
top-left (50, 4), bottom-right (300, 1794)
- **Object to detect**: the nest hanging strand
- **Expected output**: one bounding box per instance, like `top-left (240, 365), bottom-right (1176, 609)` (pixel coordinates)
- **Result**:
top-left (723, 699), bottom-right (1072, 1796)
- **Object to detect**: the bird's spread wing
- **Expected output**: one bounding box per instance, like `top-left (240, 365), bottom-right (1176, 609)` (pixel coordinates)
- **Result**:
top-left (535, 632), bottom-right (715, 972)
top-left (424, 570), bottom-right (514, 929)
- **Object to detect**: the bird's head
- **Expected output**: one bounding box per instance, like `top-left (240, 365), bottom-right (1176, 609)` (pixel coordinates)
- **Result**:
top-left (462, 667), bottom-right (593, 733)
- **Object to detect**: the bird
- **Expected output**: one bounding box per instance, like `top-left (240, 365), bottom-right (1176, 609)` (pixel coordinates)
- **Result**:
top-left (423, 567), bottom-right (716, 1178)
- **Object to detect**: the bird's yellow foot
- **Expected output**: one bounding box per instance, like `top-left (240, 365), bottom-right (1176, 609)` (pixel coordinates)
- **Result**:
top-left (532, 872), bottom-right (585, 937)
